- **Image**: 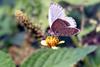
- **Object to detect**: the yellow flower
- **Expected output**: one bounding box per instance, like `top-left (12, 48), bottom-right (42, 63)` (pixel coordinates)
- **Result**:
top-left (41, 36), bottom-right (65, 49)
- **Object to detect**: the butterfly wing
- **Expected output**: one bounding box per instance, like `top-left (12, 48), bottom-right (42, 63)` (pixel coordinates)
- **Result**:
top-left (60, 27), bottom-right (80, 36)
top-left (48, 3), bottom-right (80, 36)
top-left (60, 17), bottom-right (77, 28)
top-left (50, 18), bottom-right (79, 36)
top-left (48, 3), bottom-right (66, 27)
top-left (53, 27), bottom-right (80, 36)
top-left (51, 19), bottom-right (70, 28)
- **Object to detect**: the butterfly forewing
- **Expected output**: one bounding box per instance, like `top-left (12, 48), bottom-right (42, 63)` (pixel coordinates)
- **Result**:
top-left (49, 3), bottom-right (66, 27)
top-left (51, 19), bottom-right (70, 29)
top-left (50, 19), bottom-right (70, 36)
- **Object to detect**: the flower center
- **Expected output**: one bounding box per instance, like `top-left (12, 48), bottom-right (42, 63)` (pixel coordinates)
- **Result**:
top-left (45, 36), bottom-right (59, 47)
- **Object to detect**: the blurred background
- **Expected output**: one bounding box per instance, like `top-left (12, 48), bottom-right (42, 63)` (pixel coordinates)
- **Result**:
top-left (0, 0), bottom-right (100, 66)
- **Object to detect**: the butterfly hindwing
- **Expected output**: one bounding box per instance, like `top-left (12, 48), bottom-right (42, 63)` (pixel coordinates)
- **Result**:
top-left (53, 27), bottom-right (80, 36)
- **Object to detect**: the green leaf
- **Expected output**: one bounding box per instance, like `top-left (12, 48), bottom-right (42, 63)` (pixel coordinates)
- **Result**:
top-left (91, 46), bottom-right (100, 67)
top-left (84, 46), bottom-right (100, 67)
top-left (0, 51), bottom-right (15, 67)
top-left (95, 46), bottom-right (100, 65)
top-left (21, 46), bottom-right (97, 67)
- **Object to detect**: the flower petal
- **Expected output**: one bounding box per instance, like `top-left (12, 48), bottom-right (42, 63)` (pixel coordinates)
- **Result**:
top-left (41, 40), bottom-right (47, 46)
top-left (51, 46), bottom-right (59, 49)
top-left (58, 41), bottom-right (65, 44)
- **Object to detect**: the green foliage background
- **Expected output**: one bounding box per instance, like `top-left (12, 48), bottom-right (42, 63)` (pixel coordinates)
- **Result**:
top-left (0, 0), bottom-right (100, 67)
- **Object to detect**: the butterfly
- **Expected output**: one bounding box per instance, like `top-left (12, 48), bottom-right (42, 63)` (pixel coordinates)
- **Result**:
top-left (48, 2), bottom-right (80, 36)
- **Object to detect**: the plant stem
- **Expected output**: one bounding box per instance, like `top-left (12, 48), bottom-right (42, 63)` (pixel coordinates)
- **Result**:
top-left (84, 57), bottom-right (93, 67)
top-left (80, 5), bottom-right (85, 31)
top-left (71, 36), bottom-right (82, 47)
